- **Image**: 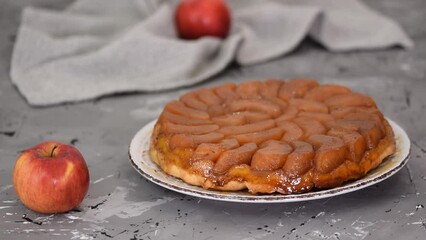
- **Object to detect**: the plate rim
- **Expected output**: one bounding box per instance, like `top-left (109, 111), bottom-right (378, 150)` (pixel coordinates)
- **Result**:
top-left (128, 118), bottom-right (411, 203)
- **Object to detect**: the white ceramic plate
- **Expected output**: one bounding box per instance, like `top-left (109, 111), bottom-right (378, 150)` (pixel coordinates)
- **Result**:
top-left (129, 118), bottom-right (410, 203)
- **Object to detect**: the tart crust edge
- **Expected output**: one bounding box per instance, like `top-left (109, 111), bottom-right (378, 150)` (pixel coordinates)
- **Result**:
top-left (148, 119), bottom-right (396, 194)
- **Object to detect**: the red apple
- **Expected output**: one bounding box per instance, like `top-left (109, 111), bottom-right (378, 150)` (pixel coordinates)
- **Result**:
top-left (175, 0), bottom-right (231, 39)
top-left (13, 141), bottom-right (90, 214)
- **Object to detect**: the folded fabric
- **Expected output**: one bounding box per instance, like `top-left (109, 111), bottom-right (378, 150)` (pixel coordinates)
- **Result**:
top-left (10, 0), bottom-right (414, 106)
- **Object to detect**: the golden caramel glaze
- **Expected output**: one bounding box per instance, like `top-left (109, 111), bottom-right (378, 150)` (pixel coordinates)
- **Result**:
top-left (149, 79), bottom-right (396, 194)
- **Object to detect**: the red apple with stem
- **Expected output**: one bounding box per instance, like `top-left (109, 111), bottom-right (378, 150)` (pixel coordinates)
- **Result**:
top-left (175, 0), bottom-right (231, 39)
top-left (13, 141), bottom-right (90, 214)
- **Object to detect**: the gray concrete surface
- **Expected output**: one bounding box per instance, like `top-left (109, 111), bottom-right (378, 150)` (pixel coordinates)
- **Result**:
top-left (1, 0), bottom-right (426, 239)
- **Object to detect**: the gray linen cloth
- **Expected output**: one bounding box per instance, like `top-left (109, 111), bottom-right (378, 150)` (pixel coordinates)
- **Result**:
top-left (10, 0), bottom-right (414, 106)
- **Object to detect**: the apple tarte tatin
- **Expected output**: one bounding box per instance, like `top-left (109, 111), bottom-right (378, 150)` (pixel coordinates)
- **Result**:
top-left (149, 79), bottom-right (396, 194)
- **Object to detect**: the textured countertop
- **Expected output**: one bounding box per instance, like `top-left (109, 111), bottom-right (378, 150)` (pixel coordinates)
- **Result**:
top-left (1, 0), bottom-right (426, 239)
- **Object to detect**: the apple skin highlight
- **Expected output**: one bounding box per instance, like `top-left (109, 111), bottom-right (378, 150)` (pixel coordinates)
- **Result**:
top-left (13, 141), bottom-right (90, 214)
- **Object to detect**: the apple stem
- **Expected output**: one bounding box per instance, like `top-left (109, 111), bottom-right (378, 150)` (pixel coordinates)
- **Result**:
top-left (50, 145), bottom-right (58, 157)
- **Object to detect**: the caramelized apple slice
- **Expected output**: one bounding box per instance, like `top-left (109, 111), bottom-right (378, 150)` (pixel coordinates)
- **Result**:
top-left (343, 111), bottom-right (382, 122)
top-left (162, 122), bottom-right (219, 134)
top-left (331, 106), bottom-right (372, 117)
top-left (343, 112), bottom-right (384, 133)
top-left (170, 132), bottom-right (224, 149)
top-left (238, 111), bottom-right (272, 123)
top-left (278, 79), bottom-right (319, 100)
top-left (228, 99), bottom-right (282, 118)
top-left (325, 119), bottom-right (358, 132)
top-left (275, 105), bottom-right (297, 122)
top-left (304, 84), bottom-right (351, 101)
top-left (212, 114), bottom-right (246, 126)
top-left (251, 141), bottom-right (292, 171)
top-left (325, 93), bottom-right (376, 108)
top-left (343, 119), bottom-right (383, 150)
top-left (165, 100), bottom-right (210, 120)
top-left (259, 79), bottom-right (283, 99)
top-left (268, 98), bottom-right (288, 112)
top-left (276, 120), bottom-right (303, 142)
top-left (233, 127), bottom-right (284, 145)
top-left (283, 141), bottom-right (314, 176)
top-left (297, 112), bottom-right (334, 123)
top-left (289, 99), bottom-right (328, 113)
top-left (207, 105), bottom-right (226, 117)
top-left (328, 128), bottom-right (367, 162)
top-left (218, 119), bottom-right (275, 135)
top-left (293, 117), bottom-right (327, 138)
top-left (213, 83), bottom-right (239, 101)
top-left (196, 88), bottom-right (223, 105)
top-left (192, 139), bottom-right (240, 162)
top-left (214, 143), bottom-right (258, 174)
top-left (160, 111), bottom-right (212, 125)
top-left (180, 92), bottom-right (207, 110)
top-left (307, 135), bottom-right (348, 174)
top-left (259, 80), bottom-right (289, 111)
top-left (236, 81), bottom-right (261, 99)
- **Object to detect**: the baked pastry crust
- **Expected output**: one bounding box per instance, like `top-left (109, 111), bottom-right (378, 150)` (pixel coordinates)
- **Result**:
top-left (149, 79), bottom-right (396, 194)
